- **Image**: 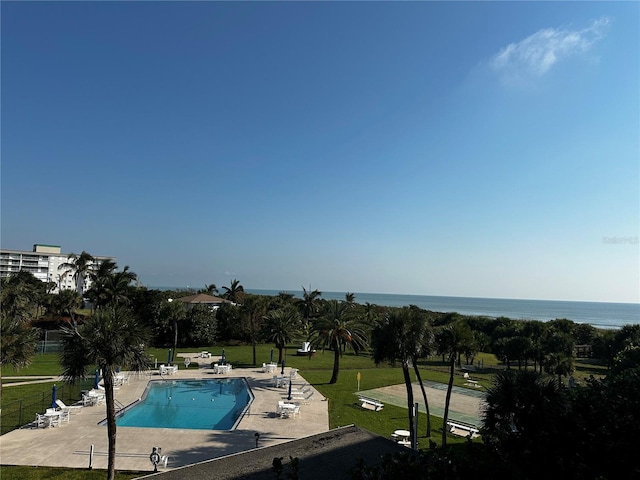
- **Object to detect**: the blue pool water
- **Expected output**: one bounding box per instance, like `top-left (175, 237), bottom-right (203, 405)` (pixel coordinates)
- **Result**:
top-left (115, 378), bottom-right (253, 430)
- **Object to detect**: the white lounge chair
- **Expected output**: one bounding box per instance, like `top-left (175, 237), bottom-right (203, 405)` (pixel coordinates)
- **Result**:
top-left (56, 399), bottom-right (83, 414)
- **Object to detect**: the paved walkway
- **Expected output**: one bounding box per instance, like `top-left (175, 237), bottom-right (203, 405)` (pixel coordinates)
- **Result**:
top-left (0, 359), bottom-right (329, 475)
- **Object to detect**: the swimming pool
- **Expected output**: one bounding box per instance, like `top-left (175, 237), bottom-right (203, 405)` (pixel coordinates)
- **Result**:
top-left (114, 378), bottom-right (254, 430)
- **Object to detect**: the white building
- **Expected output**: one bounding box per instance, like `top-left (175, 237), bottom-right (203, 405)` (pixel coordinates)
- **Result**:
top-left (0, 244), bottom-right (115, 294)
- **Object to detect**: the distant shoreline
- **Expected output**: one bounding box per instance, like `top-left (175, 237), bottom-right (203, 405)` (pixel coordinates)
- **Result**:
top-left (149, 287), bottom-right (639, 329)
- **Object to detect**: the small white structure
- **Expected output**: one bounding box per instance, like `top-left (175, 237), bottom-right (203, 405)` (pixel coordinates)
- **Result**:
top-left (297, 342), bottom-right (316, 356)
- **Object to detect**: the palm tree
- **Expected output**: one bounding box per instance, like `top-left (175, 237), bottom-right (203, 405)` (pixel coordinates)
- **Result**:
top-left (60, 305), bottom-right (148, 480)
top-left (296, 286), bottom-right (322, 326)
top-left (0, 313), bottom-right (39, 396)
top-left (262, 306), bottom-right (301, 363)
top-left (435, 320), bottom-right (475, 446)
top-left (58, 251), bottom-right (95, 297)
top-left (89, 258), bottom-right (118, 286)
top-left (482, 369), bottom-right (567, 476)
top-left (85, 265), bottom-right (137, 310)
top-left (160, 299), bottom-right (187, 356)
top-left (99, 267), bottom-right (137, 307)
top-left (85, 259), bottom-right (118, 308)
top-left (240, 295), bottom-right (269, 366)
top-left (50, 289), bottom-right (82, 323)
top-left (345, 292), bottom-right (356, 303)
top-left (407, 308), bottom-right (435, 437)
top-left (371, 308), bottom-right (417, 443)
top-left (222, 279), bottom-right (245, 304)
top-left (0, 271), bottom-right (46, 321)
top-left (314, 299), bottom-right (368, 384)
top-left (200, 284), bottom-right (218, 295)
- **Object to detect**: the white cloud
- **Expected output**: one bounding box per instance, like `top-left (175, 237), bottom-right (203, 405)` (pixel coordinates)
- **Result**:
top-left (491, 17), bottom-right (610, 85)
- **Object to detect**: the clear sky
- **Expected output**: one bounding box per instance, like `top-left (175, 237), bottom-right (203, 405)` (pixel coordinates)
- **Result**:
top-left (1, 1), bottom-right (638, 303)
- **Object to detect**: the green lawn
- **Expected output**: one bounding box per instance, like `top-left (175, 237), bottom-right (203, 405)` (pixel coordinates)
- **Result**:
top-left (0, 466), bottom-right (142, 480)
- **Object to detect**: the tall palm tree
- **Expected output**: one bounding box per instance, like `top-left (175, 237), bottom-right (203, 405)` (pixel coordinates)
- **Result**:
top-left (435, 320), bottom-right (475, 446)
top-left (60, 305), bottom-right (148, 480)
top-left (314, 299), bottom-right (368, 384)
top-left (160, 299), bottom-right (187, 356)
top-left (407, 308), bottom-right (435, 437)
top-left (372, 308), bottom-right (418, 443)
top-left (240, 295), bottom-right (269, 366)
top-left (222, 279), bottom-right (245, 304)
top-left (296, 286), bottom-right (322, 326)
top-left (58, 251), bottom-right (95, 297)
top-left (262, 306), bottom-right (301, 363)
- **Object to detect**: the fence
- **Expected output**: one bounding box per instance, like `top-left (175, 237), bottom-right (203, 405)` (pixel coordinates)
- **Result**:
top-left (37, 340), bottom-right (63, 353)
top-left (1, 381), bottom-right (92, 435)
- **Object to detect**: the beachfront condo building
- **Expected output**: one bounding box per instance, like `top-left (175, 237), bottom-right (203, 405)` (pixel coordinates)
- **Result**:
top-left (0, 244), bottom-right (115, 294)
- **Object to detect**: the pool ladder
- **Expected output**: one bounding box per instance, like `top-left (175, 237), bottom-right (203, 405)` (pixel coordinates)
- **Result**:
top-left (114, 398), bottom-right (125, 414)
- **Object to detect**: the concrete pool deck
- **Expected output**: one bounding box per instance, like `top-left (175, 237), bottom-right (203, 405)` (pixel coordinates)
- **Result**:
top-left (0, 360), bottom-right (330, 474)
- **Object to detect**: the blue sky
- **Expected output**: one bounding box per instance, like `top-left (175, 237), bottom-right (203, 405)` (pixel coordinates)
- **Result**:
top-left (2, 1), bottom-right (638, 303)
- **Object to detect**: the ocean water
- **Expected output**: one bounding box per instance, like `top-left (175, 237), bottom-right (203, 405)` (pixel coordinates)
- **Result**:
top-left (246, 289), bottom-right (639, 330)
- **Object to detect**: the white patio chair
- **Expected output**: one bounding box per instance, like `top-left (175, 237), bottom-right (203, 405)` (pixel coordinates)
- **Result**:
top-left (34, 413), bottom-right (47, 428)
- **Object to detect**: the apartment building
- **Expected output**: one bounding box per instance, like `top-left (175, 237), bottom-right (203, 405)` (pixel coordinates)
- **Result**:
top-left (0, 244), bottom-right (115, 294)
